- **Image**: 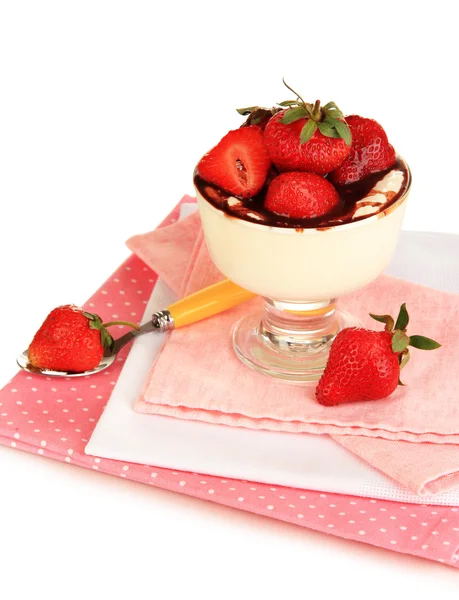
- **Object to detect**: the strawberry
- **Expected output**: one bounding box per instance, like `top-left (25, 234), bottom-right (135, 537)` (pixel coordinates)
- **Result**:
top-left (264, 110), bottom-right (351, 175)
top-left (197, 126), bottom-right (271, 199)
top-left (329, 115), bottom-right (396, 185)
top-left (265, 172), bottom-right (339, 219)
top-left (27, 305), bottom-right (139, 373)
top-left (261, 81), bottom-right (351, 175)
top-left (316, 304), bottom-right (441, 406)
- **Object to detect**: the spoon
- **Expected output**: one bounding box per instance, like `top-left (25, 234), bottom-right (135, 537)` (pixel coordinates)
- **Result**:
top-left (17, 279), bottom-right (255, 378)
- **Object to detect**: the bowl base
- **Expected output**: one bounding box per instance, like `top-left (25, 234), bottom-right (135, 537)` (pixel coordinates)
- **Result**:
top-left (232, 308), bottom-right (359, 384)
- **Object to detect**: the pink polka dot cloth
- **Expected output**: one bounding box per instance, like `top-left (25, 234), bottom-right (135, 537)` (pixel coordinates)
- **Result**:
top-left (1, 198), bottom-right (459, 569)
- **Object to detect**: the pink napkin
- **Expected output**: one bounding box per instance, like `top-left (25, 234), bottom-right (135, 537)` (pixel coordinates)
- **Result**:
top-left (2, 197), bottom-right (459, 568)
top-left (128, 201), bottom-right (459, 496)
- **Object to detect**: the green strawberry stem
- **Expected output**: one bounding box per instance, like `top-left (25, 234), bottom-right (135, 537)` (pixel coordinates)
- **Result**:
top-left (83, 310), bottom-right (139, 353)
top-left (102, 320), bottom-right (140, 330)
top-left (235, 79), bottom-right (351, 146)
top-left (277, 79), bottom-right (352, 146)
top-left (281, 78), bottom-right (307, 107)
top-left (312, 99), bottom-right (321, 121)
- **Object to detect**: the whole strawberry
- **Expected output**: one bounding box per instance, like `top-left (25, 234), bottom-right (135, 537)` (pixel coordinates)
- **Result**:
top-left (28, 305), bottom-right (138, 373)
top-left (197, 126), bottom-right (271, 199)
top-left (265, 172), bottom-right (339, 219)
top-left (329, 115), bottom-right (396, 185)
top-left (316, 304), bottom-right (441, 406)
top-left (262, 80), bottom-right (352, 175)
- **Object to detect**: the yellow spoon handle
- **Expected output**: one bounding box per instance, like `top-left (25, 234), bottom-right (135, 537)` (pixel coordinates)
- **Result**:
top-left (167, 279), bottom-right (255, 328)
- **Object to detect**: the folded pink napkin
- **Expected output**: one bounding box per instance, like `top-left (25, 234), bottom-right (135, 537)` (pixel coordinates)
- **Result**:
top-left (127, 202), bottom-right (459, 495)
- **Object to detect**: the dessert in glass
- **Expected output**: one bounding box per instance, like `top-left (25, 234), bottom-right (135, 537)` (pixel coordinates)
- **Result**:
top-left (194, 85), bottom-right (411, 383)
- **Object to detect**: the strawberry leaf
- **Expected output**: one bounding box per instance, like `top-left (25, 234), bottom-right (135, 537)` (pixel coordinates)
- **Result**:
top-left (394, 303), bottom-right (409, 331)
top-left (84, 312), bottom-right (103, 330)
top-left (100, 326), bottom-right (114, 352)
top-left (277, 100), bottom-right (300, 107)
top-left (281, 106), bottom-right (308, 124)
top-left (324, 108), bottom-right (344, 120)
top-left (317, 122), bottom-right (340, 138)
top-left (236, 106), bottom-right (259, 115)
top-left (409, 335), bottom-right (441, 350)
top-left (369, 313), bottom-right (395, 332)
top-left (399, 350), bottom-right (410, 370)
top-left (392, 330), bottom-right (410, 353)
top-left (323, 116), bottom-right (341, 126)
top-left (240, 107), bottom-right (280, 128)
top-left (322, 101), bottom-right (340, 111)
top-left (333, 119), bottom-right (352, 147)
top-left (299, 120), bottom-right (317, 144)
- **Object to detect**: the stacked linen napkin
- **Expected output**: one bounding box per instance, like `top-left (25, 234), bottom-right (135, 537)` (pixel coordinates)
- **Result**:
top-left (127, 202), bottom-right (459, 498)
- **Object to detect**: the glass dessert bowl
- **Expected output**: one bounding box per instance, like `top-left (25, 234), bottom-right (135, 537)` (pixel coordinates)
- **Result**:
top-left (194, 158), bottom-right (411, 383)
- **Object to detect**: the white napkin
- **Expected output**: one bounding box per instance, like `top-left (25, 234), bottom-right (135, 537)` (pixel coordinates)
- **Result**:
top-left (86, 204), bottom-right (459, 505)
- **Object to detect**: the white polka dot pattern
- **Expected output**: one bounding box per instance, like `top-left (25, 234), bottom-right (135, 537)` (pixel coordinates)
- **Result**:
top-left (1, 197), bottom-right (459, 568)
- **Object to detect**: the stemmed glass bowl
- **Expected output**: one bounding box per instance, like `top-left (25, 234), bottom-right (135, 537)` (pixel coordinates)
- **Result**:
top-left (195, 159), bottom-right (411, 383)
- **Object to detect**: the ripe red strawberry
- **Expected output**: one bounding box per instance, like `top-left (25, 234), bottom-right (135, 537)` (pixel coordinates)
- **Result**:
top-left (316, 304), bottom-right (441, 406)
top-left (197, 126), bottom-right (271, 199)
top-left (237, 82), bottom-right (352, 175)
top-left (329, 115), bottom-right (396, 185)
top-left (27, 305), bottom-right (138, 373)
top-left (264, 109), bottom-right (351, 175)
top-left (265, 172), bottom-right (340, 219)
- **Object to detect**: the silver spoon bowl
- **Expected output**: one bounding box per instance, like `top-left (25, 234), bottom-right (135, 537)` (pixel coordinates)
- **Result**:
top-left (16, 350), bottom-right (118, 377)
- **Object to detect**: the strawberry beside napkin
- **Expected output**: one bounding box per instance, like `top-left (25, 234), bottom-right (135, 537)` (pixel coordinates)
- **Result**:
top-left (127, 201), bottom-right (459, 496)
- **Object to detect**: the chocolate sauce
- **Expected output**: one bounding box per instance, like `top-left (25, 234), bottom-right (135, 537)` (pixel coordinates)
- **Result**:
top-left (193, 157), bottom-right (409, 229)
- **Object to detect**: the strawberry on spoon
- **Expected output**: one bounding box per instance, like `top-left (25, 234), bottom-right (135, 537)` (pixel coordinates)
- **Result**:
top-left (27, 305), bottom-right (139, 373)
top-left (316, 304), bottom-right (441, 406)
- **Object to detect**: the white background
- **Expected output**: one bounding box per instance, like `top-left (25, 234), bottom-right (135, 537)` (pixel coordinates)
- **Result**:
top-left (1, 0), bottom-right (459, 596)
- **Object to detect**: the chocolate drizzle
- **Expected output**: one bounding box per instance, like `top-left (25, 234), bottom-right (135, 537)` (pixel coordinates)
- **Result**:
top-left (194, 157), bottom-right (409, 229)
